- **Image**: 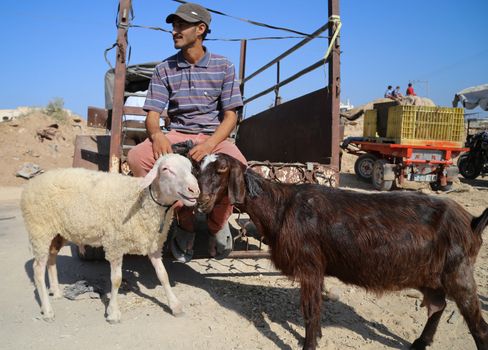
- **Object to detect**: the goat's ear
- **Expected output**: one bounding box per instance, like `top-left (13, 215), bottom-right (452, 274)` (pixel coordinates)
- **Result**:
top-left (228, 164), bottom-right (246, 205)
top-left (139, 157), bottom-right (163, 189)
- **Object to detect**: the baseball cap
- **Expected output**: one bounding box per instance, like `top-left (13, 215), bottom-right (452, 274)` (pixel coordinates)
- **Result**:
top-left (166, 3), bottom-right (211, 31)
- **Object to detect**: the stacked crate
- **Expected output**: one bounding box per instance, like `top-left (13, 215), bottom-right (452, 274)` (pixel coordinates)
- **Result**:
top-left (386, 106), bottom-right (464, 147)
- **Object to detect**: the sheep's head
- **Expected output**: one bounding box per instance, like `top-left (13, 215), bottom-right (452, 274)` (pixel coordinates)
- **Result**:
top-left (197, 154), bottom-right (246, 213)
top-left (140, 153), bottom-right (200, 207)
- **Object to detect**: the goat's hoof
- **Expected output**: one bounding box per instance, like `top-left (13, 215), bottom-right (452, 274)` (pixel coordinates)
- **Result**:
top-left (410, 338), bottom-right (427, 350)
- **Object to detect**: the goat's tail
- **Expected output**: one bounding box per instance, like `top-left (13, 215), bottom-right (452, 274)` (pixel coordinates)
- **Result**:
top-left (471, 208), bottom-right (488, 236)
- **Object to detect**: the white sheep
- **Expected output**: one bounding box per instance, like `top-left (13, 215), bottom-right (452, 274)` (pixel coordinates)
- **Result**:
top-left (21, 153), bottom-right (200, 323)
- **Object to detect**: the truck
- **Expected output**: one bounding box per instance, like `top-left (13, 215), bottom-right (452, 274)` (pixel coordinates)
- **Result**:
top-left (341, 100), bottom-right (468, 191)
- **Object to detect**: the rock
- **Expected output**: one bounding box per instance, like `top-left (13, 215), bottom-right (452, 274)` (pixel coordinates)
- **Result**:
top-left (16, 162), bottom-right (43, 179)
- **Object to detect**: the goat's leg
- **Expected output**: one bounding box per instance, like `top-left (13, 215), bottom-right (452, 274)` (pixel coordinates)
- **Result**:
top-left (33, 255), bottom-right (54, 321)
top-left (106, 256), bottom-right (123, 324)
top-left (47, 235), bottom-right (66, 299)
top-left (300, 274), bottom-right (323, 350)
top-left (410, 288), bottom-right (446, 350)
top-left (445, 264), bottom-right (488, 350)
top-left (148, 251), bottom-right (183, 316)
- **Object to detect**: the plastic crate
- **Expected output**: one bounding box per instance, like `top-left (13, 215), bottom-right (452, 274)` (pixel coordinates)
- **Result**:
top-left (363, 109), bottom-right (377, 137)
top-left (386, 106), bottom-right (465, 147)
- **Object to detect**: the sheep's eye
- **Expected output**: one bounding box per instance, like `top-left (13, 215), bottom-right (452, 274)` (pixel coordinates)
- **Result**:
top-left (161, 167), bottom-right (176, 176)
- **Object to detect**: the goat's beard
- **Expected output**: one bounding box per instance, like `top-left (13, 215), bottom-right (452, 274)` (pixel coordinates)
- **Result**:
top-left (197, 195), bottom-right (218, 214)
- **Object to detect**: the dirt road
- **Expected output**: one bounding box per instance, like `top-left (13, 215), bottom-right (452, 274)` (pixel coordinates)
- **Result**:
top-left (1, 174), bottom-right (487, 350)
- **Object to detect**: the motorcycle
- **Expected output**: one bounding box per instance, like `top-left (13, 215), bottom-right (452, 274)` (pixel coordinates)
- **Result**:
top-left (457, 130), bottom-right (488, 179)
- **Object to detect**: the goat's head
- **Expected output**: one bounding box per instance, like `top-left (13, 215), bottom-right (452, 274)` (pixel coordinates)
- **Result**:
top-left (140, 153), bottom-right (200, 206)
top-left (197, 154), bottom-right (246, 213)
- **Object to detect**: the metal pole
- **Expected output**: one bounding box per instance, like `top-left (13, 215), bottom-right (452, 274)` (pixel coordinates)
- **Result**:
top-left (238, 39), bottom-right (247, 121)
top-left (328, 0), bottom-right (341, 180)
top-left (275, 61), bottom-right (281, 106)
top-left (109, 0), bottom-right (131, 173)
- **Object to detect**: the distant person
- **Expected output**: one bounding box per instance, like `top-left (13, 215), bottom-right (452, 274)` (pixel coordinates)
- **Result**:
top-left (406, 83), bottom-right (416, 96)
top-left (392, 86), bottom-right (403, 99)
top-left (384, 85), bottom-right (394, 99)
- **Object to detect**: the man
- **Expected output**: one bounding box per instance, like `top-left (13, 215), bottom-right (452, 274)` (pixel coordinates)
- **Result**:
top-left (127, 2), bottom-right (246, 262)
top-left (384, 85), bottom-right (394, 99)
top-left (406, 83), bottom-right (416, 96)
top-left (392, 86), bottom-right (403, 100)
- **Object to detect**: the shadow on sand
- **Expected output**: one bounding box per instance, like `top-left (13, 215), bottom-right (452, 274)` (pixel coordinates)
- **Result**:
top-left (25, 252), bottom-right (412, 349)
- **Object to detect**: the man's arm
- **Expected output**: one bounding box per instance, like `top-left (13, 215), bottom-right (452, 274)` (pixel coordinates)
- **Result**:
top-left (189, 109), bottom-right (238, 162)
top-left (146, 110), bottom-right (172, 159)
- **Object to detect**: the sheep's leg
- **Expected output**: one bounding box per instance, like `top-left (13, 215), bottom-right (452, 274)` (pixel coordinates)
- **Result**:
top-left (445, 264), bottom-right (488, 350)
top-left (300, 274), bottom-right (323, 350)
top-left (47, 235), bottom-right (66, 299)
top-left (148, 251), bottom-right (183, 316)
top-left (106, 257), bottom-right (123, 324)
top-left (33, 255), bottom-right (54, 321)
top-left (410, 288), bottom-right (446, 350)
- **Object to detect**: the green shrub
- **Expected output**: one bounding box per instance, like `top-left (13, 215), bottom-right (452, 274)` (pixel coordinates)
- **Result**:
top-left (45, 98), bottom-right (68, 123)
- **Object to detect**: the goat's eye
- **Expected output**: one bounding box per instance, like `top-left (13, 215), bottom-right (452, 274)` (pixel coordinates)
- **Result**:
top-left (217, 166), bottom-right (228, 174)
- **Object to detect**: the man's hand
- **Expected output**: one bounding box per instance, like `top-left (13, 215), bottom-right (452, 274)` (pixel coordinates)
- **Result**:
top-left (189, 140), bottom-right (215, 162)
top-left (151, 132), bottom-right (173, 159)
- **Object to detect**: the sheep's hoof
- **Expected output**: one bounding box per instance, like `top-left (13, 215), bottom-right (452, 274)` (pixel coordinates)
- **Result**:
top-left (171, 305), bottom-right (184, 317)
top-left (106, 314), bottom-right (121, 324)
top-left (42, 310), bottom-right (55, 322)
top-left (50, 290), bottom-right (63, 299)
top-left (106, 307), bottom-right (121, 324)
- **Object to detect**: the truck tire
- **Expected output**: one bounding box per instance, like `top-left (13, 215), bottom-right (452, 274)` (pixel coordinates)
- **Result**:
top-left (354, 153), bottom-right (377, 182)
top-left (457, 154), bottom-right (481, 179)
top-left (372, 159), bottom-right (394, 191)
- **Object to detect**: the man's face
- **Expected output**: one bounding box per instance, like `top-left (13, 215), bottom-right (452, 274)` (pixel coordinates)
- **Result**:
top-left (171, 18), bottom-right (205, 50)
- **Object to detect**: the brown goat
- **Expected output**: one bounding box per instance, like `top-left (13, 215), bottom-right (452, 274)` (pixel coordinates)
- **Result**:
top-left (197, 153), bottom-right (488, 350)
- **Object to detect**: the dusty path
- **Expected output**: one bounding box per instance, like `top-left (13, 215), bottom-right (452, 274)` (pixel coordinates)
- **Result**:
top-left (1, 176), bottom-right (487, 350)
top-left (1, 112), bottom-right (487, 349)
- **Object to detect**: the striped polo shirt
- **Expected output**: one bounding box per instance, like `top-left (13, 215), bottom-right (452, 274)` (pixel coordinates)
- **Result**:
top-left (143, 49), bottom-right (243, 133)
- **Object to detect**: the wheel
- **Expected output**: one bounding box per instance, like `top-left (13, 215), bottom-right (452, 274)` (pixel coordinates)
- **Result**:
top-left (70, 244), bottom-right (105, 261)
top-left (354, 153), bottom-right (377, 182)
top-left (457, 154), bottom-right (481, 179)
top-left (429, 181), bottom-right (453, 192)
top-left (372, 159), bottom-right (394, 191)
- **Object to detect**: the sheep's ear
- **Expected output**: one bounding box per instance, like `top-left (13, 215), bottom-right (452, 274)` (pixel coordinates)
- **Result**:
top-left (139, 157), bottom-right (163, 189)
top-left (228, 164), bottom-right (246, 204)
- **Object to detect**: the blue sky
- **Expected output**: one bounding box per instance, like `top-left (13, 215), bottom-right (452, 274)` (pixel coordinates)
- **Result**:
top-left (1, 0), bottom-right (487, 118)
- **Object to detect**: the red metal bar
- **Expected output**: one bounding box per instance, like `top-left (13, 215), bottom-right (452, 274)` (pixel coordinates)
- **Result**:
top-left (109, 0), bottom-right (131, 173)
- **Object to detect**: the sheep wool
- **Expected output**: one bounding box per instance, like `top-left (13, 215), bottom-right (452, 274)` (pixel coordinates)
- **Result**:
top-left (21, 153), bottom-right (200, 323)
top-left (22, 168), bottom-right (171, 261)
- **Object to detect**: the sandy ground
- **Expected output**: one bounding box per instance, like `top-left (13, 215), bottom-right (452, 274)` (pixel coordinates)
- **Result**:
top-left (0, 111), bottom-right (487, 350)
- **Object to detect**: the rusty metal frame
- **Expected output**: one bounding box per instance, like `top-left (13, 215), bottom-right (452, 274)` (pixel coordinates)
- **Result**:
top-left (237, 0), bottom-right (341, 181)
top-left (109, 0), bottom-right (131, 173)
